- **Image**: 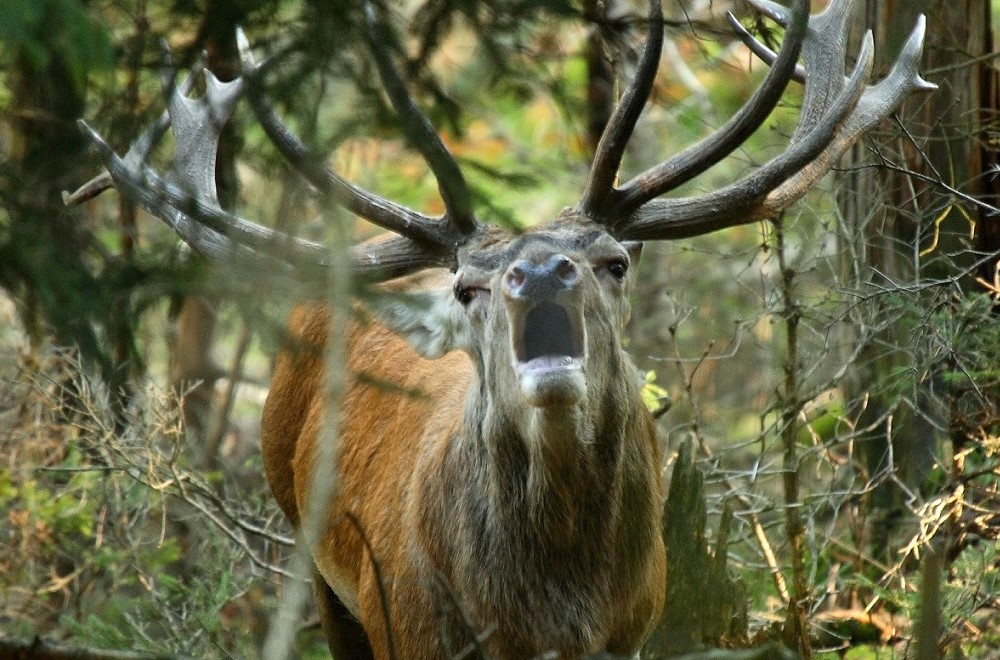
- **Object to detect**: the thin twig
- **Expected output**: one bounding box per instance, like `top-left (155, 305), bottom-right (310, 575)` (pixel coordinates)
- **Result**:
top-left (667, 324), bottom-right (791, 604)
top-left (343, 511), bottom-right (400, 660)
top-left (774, 217), bottom-right (811, 658)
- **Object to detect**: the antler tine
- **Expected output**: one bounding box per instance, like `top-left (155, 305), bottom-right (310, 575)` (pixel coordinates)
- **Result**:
top-left (168, 68), bottom-right (244, 206)
top-left (77, 63), bottom-right (328, 268)
top-left (579, 0), bottom-right (664, 221)
top-left (236, 29), bottom-right (461, 262)
top-left (855, 16), bottom-right (937, 125)
top-left (611, 0), bottom-right (809, 221)
top-left (780, 0), bottom-right (856, 141)
top-left (77, 119), bottom-right (292, 270)
top-left (762, 15), bottom-right (936, 214)
top-left (78, 116), bottom-right (442, 282)
top-left (623, 28), bottom-right (875, 240)
top-left (62, 172), bottom-right (114, 207)
top-left (63, 52), bottom-right (204, 207)
top-left (363, 3), bottom-right (478, 237)
top-left (614, 1), bottom-right (934, 241)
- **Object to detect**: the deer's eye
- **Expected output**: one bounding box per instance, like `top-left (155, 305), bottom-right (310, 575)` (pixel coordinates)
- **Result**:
top-left (455, 283), bottom-right (489, 307)
top-left (454, 284), bottom-right (474, 305)
top-left (605, 258), bottom-right (628, 281)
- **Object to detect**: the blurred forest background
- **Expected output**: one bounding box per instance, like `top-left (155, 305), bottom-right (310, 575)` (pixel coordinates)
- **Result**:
top-left (2, 0), bottom-right (1000, 658)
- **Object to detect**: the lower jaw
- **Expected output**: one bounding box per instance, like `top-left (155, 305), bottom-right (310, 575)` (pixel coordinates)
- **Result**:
top-left (518, 367), bottom-right (586, 408)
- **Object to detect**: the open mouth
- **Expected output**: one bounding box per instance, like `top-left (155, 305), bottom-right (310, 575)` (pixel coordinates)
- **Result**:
top-left (513, 300), bottom-right (585, 375)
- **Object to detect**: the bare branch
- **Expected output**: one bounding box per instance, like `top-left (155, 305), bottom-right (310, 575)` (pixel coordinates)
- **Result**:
top-left (0, 636), bottom-right (176, 660)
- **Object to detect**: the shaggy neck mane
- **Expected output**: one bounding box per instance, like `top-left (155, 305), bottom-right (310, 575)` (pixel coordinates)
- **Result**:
top-left (420, 361), bottom-right (659, 655)
top-left (445, 353), bottom-right (657, 584)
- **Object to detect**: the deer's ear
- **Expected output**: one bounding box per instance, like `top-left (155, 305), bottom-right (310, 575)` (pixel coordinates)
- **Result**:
top-left (623, 240), bottom-right (643, 266)
top-left (373, 289), bottom-right (470, 359)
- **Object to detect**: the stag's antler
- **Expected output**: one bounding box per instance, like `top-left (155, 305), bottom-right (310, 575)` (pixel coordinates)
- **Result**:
top-left (76, 66), bottom-right (328, 275)
top-left (237, 10), bottom-right (483, 276)
top-left (63, 53), bottom-right (204, 207)
top-left (581, 0), bottom-right (936, 240)
top-left (72, 7), bottom-right (486, 282)
top-left (70, 0), bottom-right (933, 282)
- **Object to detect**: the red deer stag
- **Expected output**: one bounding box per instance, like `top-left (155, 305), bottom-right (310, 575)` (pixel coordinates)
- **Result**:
top-left (71, 0), bottom-right (932, 657)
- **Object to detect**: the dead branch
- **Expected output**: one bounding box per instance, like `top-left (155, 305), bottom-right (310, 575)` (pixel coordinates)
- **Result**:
top-left (0, 636), bottom-right (176, 660)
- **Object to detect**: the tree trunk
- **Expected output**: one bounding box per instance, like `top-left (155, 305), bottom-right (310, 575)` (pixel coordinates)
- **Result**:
top-left (836, 0), bottom-right (993, 557)
top-left (644, 439), bottom-right (748, 657)
top-left (0, 7), bottom-right (134, 405)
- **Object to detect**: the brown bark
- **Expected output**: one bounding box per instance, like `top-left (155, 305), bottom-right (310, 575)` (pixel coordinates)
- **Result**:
top-left (0, 636), bottom-right (174, 660)
top-left (644, 439), bottom-right (748, 655)
top-left (837, 0), bottom-right (993, 555)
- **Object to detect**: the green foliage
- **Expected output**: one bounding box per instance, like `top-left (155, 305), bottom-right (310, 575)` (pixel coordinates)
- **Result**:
top-left (929, 293), bottom-right (1000, 390)
top-left (0, 359), bottom-right (283, 657)
top-left (944, 543), bottom-right (1000, 655)
top-left (642, 370), bottom-right (670, 414)
top-left (0, 0), bottom-right (112, 89)
top-left (1, 470), bottom-right (97, 540)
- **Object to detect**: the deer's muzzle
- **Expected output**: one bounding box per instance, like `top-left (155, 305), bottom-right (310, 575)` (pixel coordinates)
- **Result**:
top-left (504, 253), bottom-right (586, 407)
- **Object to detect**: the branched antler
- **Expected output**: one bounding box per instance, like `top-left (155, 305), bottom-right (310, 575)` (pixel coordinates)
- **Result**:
top-left (234, 27), bottom-right (477, 275)
top-left (73, 20), bottom-right (489, 282)
top-left (69, 0), bottom-right (934, 283)
top-left (76, 60), bottom-right (333, 278)
top-left (580, 0), bottom-right (935, 240)
top-left (63, 52), bottom-right (204, 207)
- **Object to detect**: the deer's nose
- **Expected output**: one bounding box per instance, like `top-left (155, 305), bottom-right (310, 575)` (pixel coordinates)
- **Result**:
top-left (504, 254), bottom-right (579, 298)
